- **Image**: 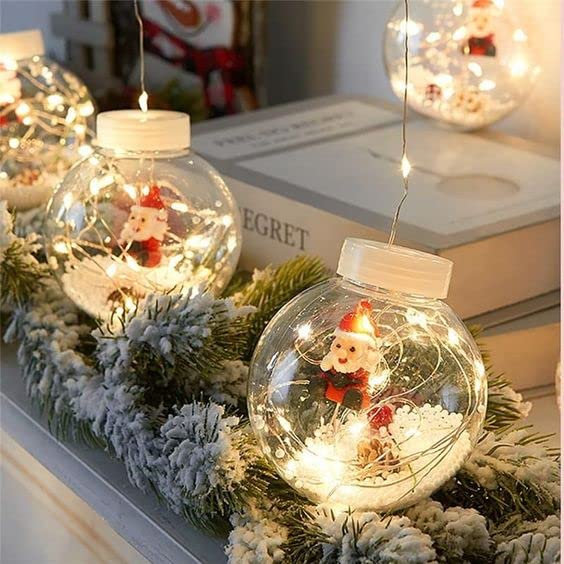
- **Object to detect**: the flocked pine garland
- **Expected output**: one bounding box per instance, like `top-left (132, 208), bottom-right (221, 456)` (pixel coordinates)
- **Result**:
top-left (0, 203), bottom-right (560, 564)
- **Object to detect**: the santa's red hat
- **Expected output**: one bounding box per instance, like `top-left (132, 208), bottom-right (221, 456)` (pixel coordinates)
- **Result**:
top-left (471, 0), bottom-right (493, 8)
top-left (334, 300), bottom-right (378, 341)
top-left (139, 185), bottom-right (165, 209)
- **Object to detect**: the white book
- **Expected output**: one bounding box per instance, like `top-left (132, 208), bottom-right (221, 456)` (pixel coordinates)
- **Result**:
top-left (469, 291), bottom-right (560, 391)
top-left (192, 96), bottom-right (560, 319)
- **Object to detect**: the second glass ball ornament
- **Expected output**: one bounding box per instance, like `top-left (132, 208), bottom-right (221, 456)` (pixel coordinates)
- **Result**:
top-left (248, 238), bottom-right (487, 512)
top-left (0, 30), bottom-right (95, 210)
top-left (44, 110), bottom-right (241, 319)
top-left (384, 0), bottom-right (539, 130)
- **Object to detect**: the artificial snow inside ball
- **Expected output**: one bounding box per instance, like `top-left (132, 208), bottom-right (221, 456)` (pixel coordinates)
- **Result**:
top-left (0, 30), bottom-right (95, 210)
top-left (248, 238), bottom-right (487, 512)
top-left (44, 110), bottom-right (241, 319)
top-left (384, 0), bottom-right (539, 131)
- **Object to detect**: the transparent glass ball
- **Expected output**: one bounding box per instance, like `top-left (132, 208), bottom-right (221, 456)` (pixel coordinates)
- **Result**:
top-left (44, 127), bottom-right (241, 320)
top-left (248, 240), bottom-right (487, 511)
top-left (384, 0), bottom-right (539, 131)
top-left (0, 52), bottom-right (95, 209)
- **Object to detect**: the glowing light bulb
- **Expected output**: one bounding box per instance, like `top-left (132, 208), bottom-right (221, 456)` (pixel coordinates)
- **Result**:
top-left (510, 60), bottom-right (528, 78)
top-left (349, 421), bottom-right (367, 437)
top-left (53, 240), bottom-right (70, 254)
top-left (222, 215), bottom-right (234, 227)
top-left (513, 29), bottom-right (528, 42)
top-left (123, 184), bottom-right (138, 199)
top-left (8, 138), bottom-right (19, 149)
top-left (106, 263), bottom-right (118, 278)
top-left (278, 416), bottom-right (292, 433)
top-left (125, 255), bottom-right (140, 271)
top-left (426, 32), bottom-right (441, 43)
top-left (297, 322), bottom-right (312, 340)
top-left (15, 102), bottom-right (30, 117)
top-left (46, 94), bottom-right (64, 110)
top-left (453, 2), bottom-right (463, 16)
top-left (406, 308), bottom-right (427, 328)
top-left (401, 155), bottom-right (411, 179)
top-left (138, 91), bottom-right (149, 113)
top-left (399, 19), bottom-right (422, 36)
top-left (171, 202), bottom-right (189, 213)
top-left (89, 174), bottom-right (114, 196)
top-left (78, 100), bottom-right (94, 117)
top-left (447, 328), bottom-right (460, 346)
top-left (62, 193), bottom-right (73, 210)
top-left (74, 123), bottom-right (86, 136)
top-left (78, 144), bottom-right (93, 157)
top-left (369, 369), bottom-right (390, 392)
top-left (65, 107), bottom-right (77, 124)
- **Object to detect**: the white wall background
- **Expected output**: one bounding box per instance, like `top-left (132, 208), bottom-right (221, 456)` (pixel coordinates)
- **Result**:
top-left (266, 0), bottom-right (560, 148)
top-left (0, 0), bottom-right (560, 147)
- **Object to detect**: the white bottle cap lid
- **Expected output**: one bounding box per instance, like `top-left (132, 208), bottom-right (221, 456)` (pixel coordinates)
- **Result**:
top-left (337, 238), bottom-right (453, 299)
top-left (96, 110), bottom-right (191, 152)
top-left (0, 30), bottom-right (45, 60)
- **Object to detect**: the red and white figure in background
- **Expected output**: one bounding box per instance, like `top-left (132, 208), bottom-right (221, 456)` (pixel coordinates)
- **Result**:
top-left (463, 0), bottom-right (497, 57)
top-left (119, 185), bottom-right (169, 268)
top-left (313, 301), bottom-right (383, 411)
top-left (141, 0), bottom-right (254, 116)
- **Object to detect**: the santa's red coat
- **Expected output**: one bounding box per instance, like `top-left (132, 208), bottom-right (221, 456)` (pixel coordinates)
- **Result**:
top-left (320, 367), bottom-right (371, 410)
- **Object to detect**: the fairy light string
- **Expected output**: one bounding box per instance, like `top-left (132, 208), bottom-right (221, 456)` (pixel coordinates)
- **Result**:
top-left (388, 0), bottom-right (411, 247)
top-left (134, 0), bottom-right (149, 113)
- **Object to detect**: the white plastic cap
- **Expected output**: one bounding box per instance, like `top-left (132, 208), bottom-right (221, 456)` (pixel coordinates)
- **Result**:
top-left (0, 30), bottom-right (44, 60)
top-left (337, 238), bottom-right (453, 299)
top-left (96, 110), bottom-right (191, 152)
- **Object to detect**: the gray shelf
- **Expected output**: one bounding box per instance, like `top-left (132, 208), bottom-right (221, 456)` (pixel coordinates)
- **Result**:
top-left (0, 343), bottom-right (227, 564)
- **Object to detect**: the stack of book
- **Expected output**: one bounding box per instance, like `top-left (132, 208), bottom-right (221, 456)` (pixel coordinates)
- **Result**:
top-left (193, 96), bottom-right (560, 392)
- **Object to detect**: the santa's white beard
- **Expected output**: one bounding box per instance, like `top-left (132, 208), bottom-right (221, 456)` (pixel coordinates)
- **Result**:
top-left (320, 350), bottom-right (376, 374)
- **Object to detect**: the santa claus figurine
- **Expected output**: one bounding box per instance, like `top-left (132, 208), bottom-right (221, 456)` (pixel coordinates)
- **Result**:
top-left (462, 0), bottom-right (497, 57)
top-left (310, 300), bottom-right (382, 411)
top-left (119, 185), bottom-right (168, 268)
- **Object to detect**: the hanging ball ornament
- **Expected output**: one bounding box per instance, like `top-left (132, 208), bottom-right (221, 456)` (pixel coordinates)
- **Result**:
top-left (248, 238), bottom-right (487, 512)
top-left (0, 30), bottom-right (95, 210)
top-left (384, 0), bottom-right (540, 131)
top-left (44, 110), bottom-right (242, 319)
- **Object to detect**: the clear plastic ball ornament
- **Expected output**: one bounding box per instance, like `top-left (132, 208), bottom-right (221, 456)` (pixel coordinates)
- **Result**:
top-left (0, 30), bottom-right (95, 210)
top-left (384, 0), bottom-right (540, 131)
top-left (44, 110), bottom-right (241, 319)
top-left (248, 238), bottom-right (487, 512)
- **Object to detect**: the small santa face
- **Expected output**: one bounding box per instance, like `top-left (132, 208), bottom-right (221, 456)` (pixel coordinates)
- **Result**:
top-left (468, 9), bottom-right (493, 38)
top-left (121, 206), bottom-right (168, 242)
top-left (321, 333), bottom-right (382, 374)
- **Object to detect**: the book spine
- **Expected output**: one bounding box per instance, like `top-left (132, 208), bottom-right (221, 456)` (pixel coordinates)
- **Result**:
top-left (228, 176), bottom-right (560, 320)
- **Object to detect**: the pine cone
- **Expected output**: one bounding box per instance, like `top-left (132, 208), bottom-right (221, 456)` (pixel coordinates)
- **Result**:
top-left (356, 436), bottom-right (401, 477)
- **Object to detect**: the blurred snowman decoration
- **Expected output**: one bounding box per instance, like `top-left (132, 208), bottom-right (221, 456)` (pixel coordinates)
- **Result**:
top-left (119, 185), bottom-right (168, 268)
top-left (310, 301), bottom-right (384, 411)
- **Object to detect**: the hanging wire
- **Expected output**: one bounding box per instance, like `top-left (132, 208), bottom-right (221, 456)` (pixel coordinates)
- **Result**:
top-left (387, 0), bottom-right (411, 247)
top-left (133, 0), bottom-right (148, 112)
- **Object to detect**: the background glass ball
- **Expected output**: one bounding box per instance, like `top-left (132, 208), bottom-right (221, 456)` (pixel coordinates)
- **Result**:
top-left (44, 126), bottom-right (241, 319)
top-left (0, 34), bottom-right (95, 210)
top-left (248, 255), bottom-right (487, 512)
top-left (384, 0), bottom-right (540, 131)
